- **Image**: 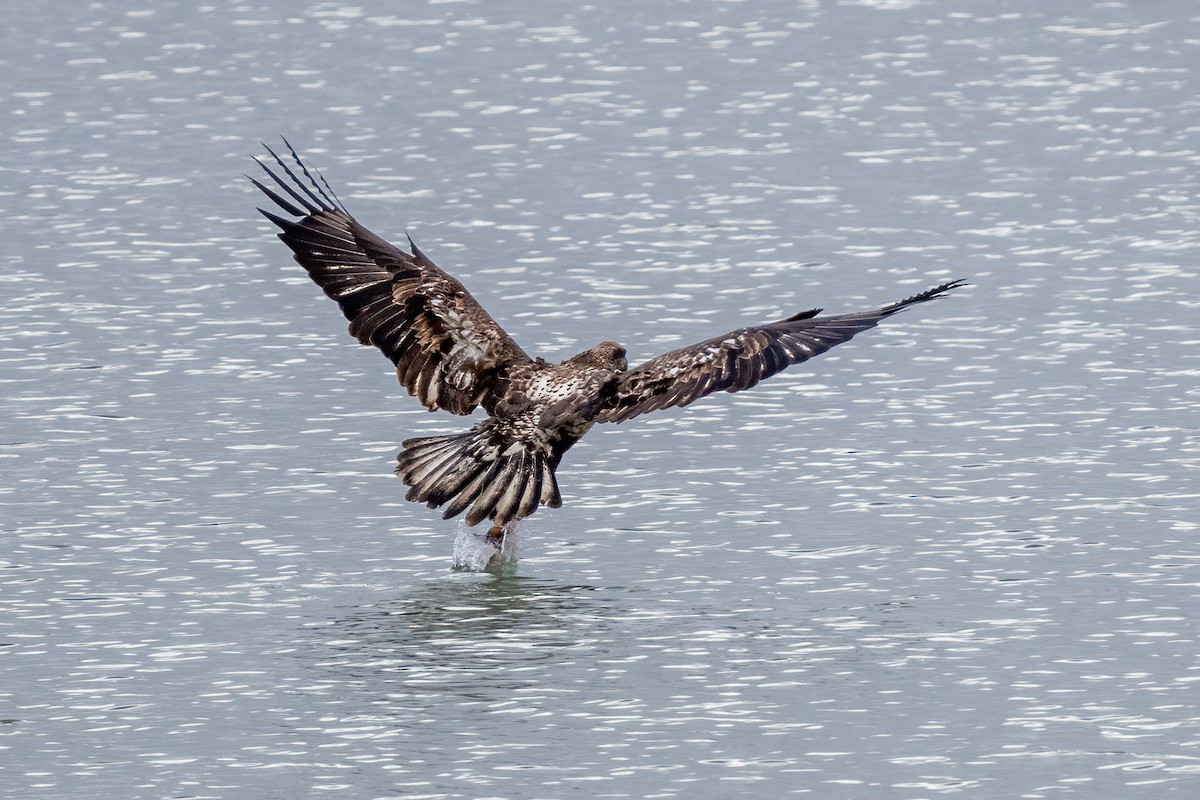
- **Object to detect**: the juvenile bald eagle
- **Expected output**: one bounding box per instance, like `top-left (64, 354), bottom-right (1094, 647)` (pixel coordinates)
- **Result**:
top-left (252, 142), bottom-right (964, 541)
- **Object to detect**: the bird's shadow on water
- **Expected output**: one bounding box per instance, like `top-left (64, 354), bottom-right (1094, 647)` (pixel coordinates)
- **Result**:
top-left (299, 573), bottom-right (623, 700)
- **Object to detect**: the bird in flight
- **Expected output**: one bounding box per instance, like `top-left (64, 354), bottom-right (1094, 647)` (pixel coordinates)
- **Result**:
top-left (251, 141), bottom-right (964, 544)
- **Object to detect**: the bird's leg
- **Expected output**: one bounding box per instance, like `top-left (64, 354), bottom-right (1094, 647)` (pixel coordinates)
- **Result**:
top-left (479, 521), bottom-right (519, 574)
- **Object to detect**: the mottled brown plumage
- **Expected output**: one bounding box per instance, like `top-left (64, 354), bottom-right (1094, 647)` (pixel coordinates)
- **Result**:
top-left (253, 142), bottom-right (965, 532)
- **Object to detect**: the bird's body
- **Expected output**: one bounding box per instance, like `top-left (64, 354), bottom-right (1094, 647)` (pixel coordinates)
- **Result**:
top-left (252, 142), bottom-right (965, 539)
top-left (398, 349), bottom-right (626, 540)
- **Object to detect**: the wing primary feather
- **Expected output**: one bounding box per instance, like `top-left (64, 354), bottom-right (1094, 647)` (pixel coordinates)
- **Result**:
top-left (261, 142), bottom-right (332, 213)
top-left (247, 175), bottom-right (305, 217)
top-left (405, 233), bottom-right (437, 268)
top-left (257, 207), bottom-right (302, 232)
top-left (883, 278), bottom-right (968, 312)
top-left (258, 211), bottom-right (362, 257)
top-left (281, 136), bottom-right (345, 213)
top-left (255, 157), bottom-right (321, 214)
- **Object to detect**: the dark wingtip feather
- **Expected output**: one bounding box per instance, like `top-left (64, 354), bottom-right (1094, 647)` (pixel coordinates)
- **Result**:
top-left (259, 141), bottom-right (334, 214)
top-left (905, 278), bottom-right (968, 303)
top-left (247, 173), bottom-right (305, 217)
top-left (281, 136), bottom-right (345, 213)
top-left (785, 307), bottom-right (822, 322)
top-left (257, 207), bottom-right (297, 232)
top-left (254, 154), bottom-right (320, 215)
top-left (405, 233), bottom-right (436, 268)
top-left (885, 278), bottom-right (968, 313)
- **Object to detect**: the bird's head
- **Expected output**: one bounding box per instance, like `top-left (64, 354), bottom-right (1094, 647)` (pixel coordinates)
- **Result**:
top-left (565, 340), bottom-right (627, 372)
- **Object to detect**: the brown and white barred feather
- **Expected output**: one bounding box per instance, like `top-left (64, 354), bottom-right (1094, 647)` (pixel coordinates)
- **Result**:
top-left (396, 418), bottom-right (563, 528)
top-left (597, 279), bottom-right (965, 423)
top-left (395, 360), bottom-right (619, 528)
top-left (251, 141), bottom-right (530, 416)
top-left (253, 142), bottom-right (966, 532)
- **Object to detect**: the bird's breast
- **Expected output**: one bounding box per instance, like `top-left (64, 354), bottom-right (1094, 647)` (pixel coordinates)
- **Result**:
top-left (522, 364), bottom-right (603, 402)
top-left (505, 364), bottom-right (616, 430)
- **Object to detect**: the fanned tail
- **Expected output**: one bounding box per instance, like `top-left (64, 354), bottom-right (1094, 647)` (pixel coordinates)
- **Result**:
top-left (395, 421), bottom-right (562, 528)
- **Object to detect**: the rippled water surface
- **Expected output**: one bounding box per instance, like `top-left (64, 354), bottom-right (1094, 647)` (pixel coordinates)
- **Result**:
top-left (3, 1), bottom-right (1198, 797)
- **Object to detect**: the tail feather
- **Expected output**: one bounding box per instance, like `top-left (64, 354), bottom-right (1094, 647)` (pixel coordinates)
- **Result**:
top-left (396, 422), bottom-right (559, 528)
top-left (517, 462), bottom-right (543, 519)
top-left (442, 458), bottom-right (504, 520)
top-left (467, 450), bottom-right (524, 527)
top-left (541, 462), bottom-right (563, 508)
top-left (488, 450), bottom-right (540, 528)
top-left (403, 443), bottom-right (468, 504)
top-left (401, 439), bottom-right (459, 488)
top-left (424, 454), bottom-right (483, 507)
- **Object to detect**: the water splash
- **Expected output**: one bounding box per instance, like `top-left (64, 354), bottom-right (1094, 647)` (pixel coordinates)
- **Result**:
top-left (451, 523), bottom-right (521, 573)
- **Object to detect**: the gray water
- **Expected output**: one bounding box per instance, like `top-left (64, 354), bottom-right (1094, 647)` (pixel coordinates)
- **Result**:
top-left (2, 1), bottom-right (1198, 797)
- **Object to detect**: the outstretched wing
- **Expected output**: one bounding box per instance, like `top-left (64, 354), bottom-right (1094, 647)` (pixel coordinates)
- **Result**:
top-left (597, 279), bottom-right (966, 424)
top-left (251, 141), bottom-right (531, 415)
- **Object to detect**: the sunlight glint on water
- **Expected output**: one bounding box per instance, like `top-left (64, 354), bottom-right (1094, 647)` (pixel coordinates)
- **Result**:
top-left (2, 1), bottom-right (1198, 798)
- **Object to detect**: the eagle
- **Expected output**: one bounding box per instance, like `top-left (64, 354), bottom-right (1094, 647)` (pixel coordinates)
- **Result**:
top-left (251, 142), bottom-right (965, 543)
